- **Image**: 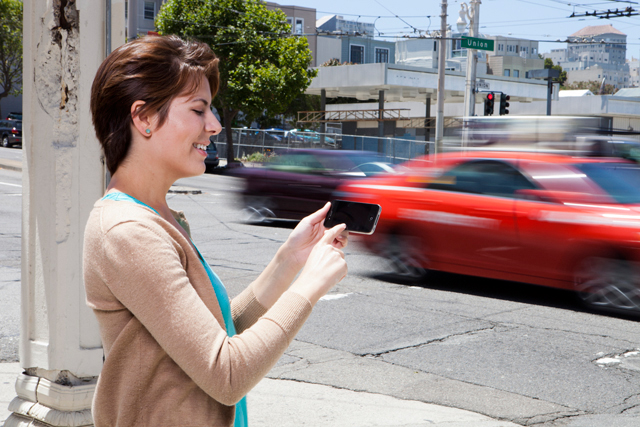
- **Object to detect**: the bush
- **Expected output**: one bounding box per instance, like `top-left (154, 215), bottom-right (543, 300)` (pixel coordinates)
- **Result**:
top-left (242, 152), bottom-right (278, 163)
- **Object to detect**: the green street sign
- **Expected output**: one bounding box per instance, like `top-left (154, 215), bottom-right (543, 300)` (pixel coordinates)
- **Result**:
top-left (461, 36), bottom-right (494, 51)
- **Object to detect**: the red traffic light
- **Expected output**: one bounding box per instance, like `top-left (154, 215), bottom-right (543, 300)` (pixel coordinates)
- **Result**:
top-left (486, 93), bottom-right (494, 101)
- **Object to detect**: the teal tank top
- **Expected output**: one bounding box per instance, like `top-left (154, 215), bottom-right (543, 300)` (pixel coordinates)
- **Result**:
top-left (102, 192), bottom-right (248, 427)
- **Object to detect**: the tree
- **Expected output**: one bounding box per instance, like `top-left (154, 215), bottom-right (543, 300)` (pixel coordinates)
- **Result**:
top-left (544, 58), bottom-right (567, 86)
top-left (0, 0), bottom-right (23, 118)
top-left (156, 0), bottom-right (317, 163)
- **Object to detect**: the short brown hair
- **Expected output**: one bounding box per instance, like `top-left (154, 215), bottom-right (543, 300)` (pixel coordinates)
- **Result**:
top-left (90, 35), bottom-right (219, 174)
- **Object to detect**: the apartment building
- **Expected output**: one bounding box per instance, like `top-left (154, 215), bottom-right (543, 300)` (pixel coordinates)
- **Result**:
top-left (558, 25), bottom-right (630, 88)
top-left (484, 35), bottom-right (544, 78)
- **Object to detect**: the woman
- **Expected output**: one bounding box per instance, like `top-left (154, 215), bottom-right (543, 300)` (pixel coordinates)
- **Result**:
top-left (84, 35), bottom-right (348, 427)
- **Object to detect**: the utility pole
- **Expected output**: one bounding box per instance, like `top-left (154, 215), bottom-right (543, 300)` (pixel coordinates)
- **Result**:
top-left (435, 0), bottom-right (447, 156)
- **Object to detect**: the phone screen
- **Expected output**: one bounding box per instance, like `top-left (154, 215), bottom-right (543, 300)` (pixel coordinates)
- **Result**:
top-left (324, 200), bottom-right (381, 235)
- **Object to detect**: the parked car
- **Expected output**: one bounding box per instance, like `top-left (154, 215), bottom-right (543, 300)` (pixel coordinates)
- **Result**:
top-left (337, 151), bottom-right (640, 315)
top-left (6, 112), bottom-right (21, 120)
top-left (204, 138), bottom-right (219, 172)
top-left (0, 119), bottom-right (22, 148)
top-left (230, 149), bottom-right (399, 221)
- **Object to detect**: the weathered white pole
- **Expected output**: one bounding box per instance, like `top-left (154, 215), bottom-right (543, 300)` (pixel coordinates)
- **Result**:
top-left (7, 1), bottom-right (125, 425)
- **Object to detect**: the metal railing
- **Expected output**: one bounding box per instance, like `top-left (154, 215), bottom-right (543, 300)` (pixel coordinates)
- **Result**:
top-left (210, 128), bottom-right (436, 164)
top-left (297, 108), bottom-right (412, 123)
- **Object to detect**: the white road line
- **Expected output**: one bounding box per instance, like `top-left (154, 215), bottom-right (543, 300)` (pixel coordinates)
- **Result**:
top-left (0, 181), bottom-right (21, 188)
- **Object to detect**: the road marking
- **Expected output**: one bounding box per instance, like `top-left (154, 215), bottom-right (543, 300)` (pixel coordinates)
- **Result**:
top-left (319, 293), bottom-right (352, 301)
top-left (0, 181), bottom-right (21, 188)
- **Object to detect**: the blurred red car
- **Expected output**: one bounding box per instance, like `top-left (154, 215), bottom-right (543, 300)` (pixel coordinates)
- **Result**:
top-left (336, 151), bottom-right (640, 315)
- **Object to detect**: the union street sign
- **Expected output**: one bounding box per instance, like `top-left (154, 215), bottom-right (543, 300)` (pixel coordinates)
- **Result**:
top-left (461, 36), bottom-right (495, 51)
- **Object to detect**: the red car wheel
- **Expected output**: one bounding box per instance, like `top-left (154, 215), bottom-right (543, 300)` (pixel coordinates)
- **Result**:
top-left (573, 256), bottom-right (640, 314)
top-left (383, 233), bottom-right (428, 280)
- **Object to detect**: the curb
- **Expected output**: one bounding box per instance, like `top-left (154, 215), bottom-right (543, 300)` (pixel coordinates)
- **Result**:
top-left (0, 159), bottom-right (21, 172)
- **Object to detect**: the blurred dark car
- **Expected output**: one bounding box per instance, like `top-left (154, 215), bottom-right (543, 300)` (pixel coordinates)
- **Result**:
top-left (338, 151), bottom-right (640, 315)
top-left (288, 129), bottom-right (336, 145)
top-left (204, 139), bottom-right (219, 172)
top-left (230, 149), bottom-right (399, 221)
top-left (264, 128), bottom-right (287, 142)
top-left (0, 119), bottom-right (22, 148)
top-left (6, 112), bottom-right (21, 120)
top-left (578, 135), bottom-right (640, 163)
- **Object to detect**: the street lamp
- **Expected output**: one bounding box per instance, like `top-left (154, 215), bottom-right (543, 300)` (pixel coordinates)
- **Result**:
top-left (459, 0), bottom-right (481, 118)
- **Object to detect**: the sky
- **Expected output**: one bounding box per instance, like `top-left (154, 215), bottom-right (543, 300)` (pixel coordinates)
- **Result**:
top-left (287, 0), bottom-right (640, 60)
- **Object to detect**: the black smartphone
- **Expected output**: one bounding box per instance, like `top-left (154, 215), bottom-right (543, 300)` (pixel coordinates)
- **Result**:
top-left (324, 200), bottom-right (381, 235)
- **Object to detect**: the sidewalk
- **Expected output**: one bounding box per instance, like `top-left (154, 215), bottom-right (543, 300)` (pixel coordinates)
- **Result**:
top-left (1, 362), bottom-right (518, 427)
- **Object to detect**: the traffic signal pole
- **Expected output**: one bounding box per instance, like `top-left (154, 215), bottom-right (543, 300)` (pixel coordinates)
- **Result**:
top-left (435, 0), bottom-right (447, 156)
top-left (462, 0), bottom-right (481, 118)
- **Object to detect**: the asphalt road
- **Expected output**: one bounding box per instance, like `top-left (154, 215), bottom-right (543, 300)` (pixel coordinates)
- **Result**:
top-left (1, 147), bottom-right (639, 426)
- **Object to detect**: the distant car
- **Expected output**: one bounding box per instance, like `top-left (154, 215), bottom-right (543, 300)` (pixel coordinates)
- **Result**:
top-left (337, 151), bottom-right (640, 315)
top-left (0, 119), bottom-right (22, 148)
top-left (289, 129), bottom-right (335, 145)
top-left (6, 112), bottom-right (21, 121)
top-left (204, 138), bottom-right (219, 172)
top-left (230, 149), bottom-right (399, 221)
top-left (264, 128), bottom-right (286, 142)
top-left (577, 135), bottom-right (640, 163)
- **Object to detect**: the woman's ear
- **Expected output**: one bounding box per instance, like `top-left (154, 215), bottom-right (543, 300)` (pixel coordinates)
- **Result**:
top-left (131, 100), bottom-right (152, 138)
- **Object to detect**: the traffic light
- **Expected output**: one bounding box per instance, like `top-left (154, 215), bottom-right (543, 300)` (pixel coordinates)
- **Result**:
top-left (499, 94), bottom-right (510, 115)
top-left (484, 92), bottom-right (495, 116)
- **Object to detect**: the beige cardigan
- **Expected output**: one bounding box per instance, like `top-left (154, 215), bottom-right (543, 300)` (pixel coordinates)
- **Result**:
top-left (83, 199), bottom-right (313, 426)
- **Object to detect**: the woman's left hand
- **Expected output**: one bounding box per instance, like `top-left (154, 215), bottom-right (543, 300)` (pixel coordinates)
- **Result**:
top-left (282, 202), bottom-right (348, 269)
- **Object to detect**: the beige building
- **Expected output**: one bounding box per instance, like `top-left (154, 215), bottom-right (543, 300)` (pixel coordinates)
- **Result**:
top-left (485, 36), bottom-right (544, 78)
top-left (266, 2), bottom-right (318, 67)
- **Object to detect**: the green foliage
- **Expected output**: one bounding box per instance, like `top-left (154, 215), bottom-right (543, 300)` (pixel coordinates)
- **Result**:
top-left (155, 0), bottom-right (317, 123)
top-left (0, 0), bottom-right (23, 104)
top-left (544, 57), bottom-right (567, 85)
top-left (321, 58), bottom-right (355, 66)
top-left (562, 80), bottom-right (618, 95)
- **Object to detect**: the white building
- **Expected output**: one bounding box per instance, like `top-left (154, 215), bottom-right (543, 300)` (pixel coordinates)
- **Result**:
top-left (559, 25), bottom-right (631, 88)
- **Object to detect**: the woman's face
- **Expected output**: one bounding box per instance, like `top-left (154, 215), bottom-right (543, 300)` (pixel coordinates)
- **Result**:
top-left (151, 76), bottom-right (222, 180)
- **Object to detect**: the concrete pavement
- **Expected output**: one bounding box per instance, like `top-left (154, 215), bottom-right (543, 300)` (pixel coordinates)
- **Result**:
top-left (0, 361), bottom-right (520, 427)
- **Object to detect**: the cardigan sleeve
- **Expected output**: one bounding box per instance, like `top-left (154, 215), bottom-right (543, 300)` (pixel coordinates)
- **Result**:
top-left (99, 220), bottom-right (313, 406)
top-left (231, 286), bottom-right (269, 334)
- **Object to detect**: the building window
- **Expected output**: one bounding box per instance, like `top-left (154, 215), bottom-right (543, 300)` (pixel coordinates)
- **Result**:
top-left (375, 48), bottom-right (389, 63)
top-left (144, 1), bottom-right (155, 20)
top-left (286, 17), bottom-right (303, 34)
top-left (504, 69), bottom-right (510, 77)
top-left (350, 45), bottom-right (364, 64)
top-left (514, 70), bottom-right (520, 77)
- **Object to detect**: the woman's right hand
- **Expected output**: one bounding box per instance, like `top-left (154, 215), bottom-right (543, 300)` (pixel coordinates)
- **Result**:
top-left (289, 223), bottom-right (348, 305)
